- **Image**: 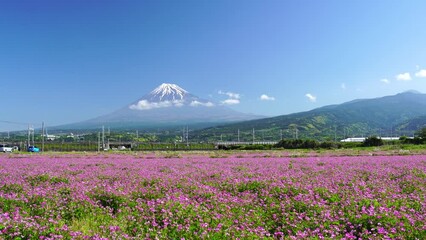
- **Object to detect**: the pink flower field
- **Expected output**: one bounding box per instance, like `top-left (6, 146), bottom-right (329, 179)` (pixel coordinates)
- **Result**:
top-left (0, 153), bottom-right (425, 239)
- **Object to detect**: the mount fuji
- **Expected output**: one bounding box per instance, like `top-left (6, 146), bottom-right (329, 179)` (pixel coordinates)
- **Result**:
top-left (63, 83), bottom-right (262, 130)
top-left (128, 83), bottom-right (215, 110)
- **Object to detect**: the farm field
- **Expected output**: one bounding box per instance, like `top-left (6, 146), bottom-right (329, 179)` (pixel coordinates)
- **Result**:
top-left (0, 152), bottom-right (425, 239)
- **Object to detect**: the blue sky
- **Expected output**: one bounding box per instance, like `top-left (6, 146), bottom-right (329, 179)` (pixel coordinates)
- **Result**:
top-left (1, 0), bottom-right (426, 131)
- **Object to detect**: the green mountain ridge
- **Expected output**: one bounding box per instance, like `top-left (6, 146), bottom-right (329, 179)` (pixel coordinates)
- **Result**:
top-left (193, 91), bottom-right (426, 141)
top-left (397, 115), bottom-right (426, 133)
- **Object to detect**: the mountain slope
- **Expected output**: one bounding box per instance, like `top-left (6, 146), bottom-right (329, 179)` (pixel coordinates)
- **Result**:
top-left (57, 83), bottom-right (262, 130)
top-left (194, 91), bottom-right (426, 141)
top-left (395, 115), bottom-right (426, 133)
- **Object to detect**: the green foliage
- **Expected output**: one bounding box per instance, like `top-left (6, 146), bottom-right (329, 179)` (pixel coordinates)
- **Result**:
top-left (236, 181), bottom-right (266, 193)
top-left (319, 141), bottom-right (342, 149)
top-left (26, 174), bottom-right (51, 186)
top-left (0, 197), bottom-right (26, 212)
top-left (274, 139), bottom-right (341, 149)
top-left (132, 178), bottom-right (167, 200)
top-left (241, 144), bottom-right (272, 150)
top-left (50, 176), bottom-right (69, 184)
top-left (0, 183), bottom-right (24, 194)
top-left (133, 143), bottom-right (215, 151)
top-left (217, 144), bottom-right (273, 150)
top-left (399, 181), bottom-right (417, 194)
top-left (363, 136), bottom-right (384, 147)
top-left (61, 201), bottom-right (92, 221)
top-left (417, 127), bottom-right (426, 139)
top-left (400, 136), bottom-right (424, 145)
top-left (412, 168), bottom-right (426, 178)
top-left (275, 139), bottom-right (317, 149)
top-left (90, 190), bottom-right (125, 214)
top-left (25, 174), bottom-right (69, 186)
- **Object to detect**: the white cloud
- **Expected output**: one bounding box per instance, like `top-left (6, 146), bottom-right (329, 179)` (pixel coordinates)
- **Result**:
top-left (218, 90), bottom-right (240, 99)
top-left (380, 78), bottom-right (390, 84)
top-left (260, 94), bottom-right (275, 101)
top-left (305, 93), bottom-right (316, 102)
top-left (174, 101), bottom-right (184, 107)
top-left (218, 90), bottom-right (241, 105)
top-left (129, 100), bottom-right (184, 110)
top-left (415, 69), bottom-right (426, 78)
top-left (341, 83), bottom-right (346, 90)
top-left (190, 100), bottom-right (214, 107)
top-left (221, 99), bottom-right (240, 105)
top-left (396, 72), bottom-right (411, 81)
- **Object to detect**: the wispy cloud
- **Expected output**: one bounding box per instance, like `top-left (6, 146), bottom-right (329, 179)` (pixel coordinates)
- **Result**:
top-left (415, 69), bottom-right (426, 78)
top-left (259, 94), bottom-right (275, 101)
top-left (221, 99), bottom-right (240, 105)
top-left (219, 90), bottom-right (241, 105)
top-left (396, 72), bottom-right (411, 81)
top-left (380, 78), bottom-right (390, 84)
top-left (305, 93), bottom-right (316, 102)
top-left (129, 100), bottom-right (184, 110)
top-left (190, 100), bottom-right (214, 107)
top-left (341, 83), bottom-right (346, 90)
top-left (218, 90), bottom-right (240, 99)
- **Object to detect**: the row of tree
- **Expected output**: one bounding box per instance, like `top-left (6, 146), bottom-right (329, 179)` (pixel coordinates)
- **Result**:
top-left (273, 127), bottom-right (426, 149)
top-left (364, 127), bottom-right (426, 146)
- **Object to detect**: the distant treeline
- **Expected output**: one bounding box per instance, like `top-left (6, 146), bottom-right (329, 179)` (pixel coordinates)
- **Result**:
top-left (218, 135), bottom-right (426, 150)
top-left (274, 139), bottom-right (341, 149)
top-left (4, 127), bottom-right (425, 152)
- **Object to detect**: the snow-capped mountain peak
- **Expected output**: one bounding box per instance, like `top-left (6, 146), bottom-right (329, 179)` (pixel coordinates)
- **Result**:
top-left (150, 83), bottom-right (188, 101)
top-left (81, 82), bottom-right (262, 125)
top-left (129, 83), bottom-right (217, 110)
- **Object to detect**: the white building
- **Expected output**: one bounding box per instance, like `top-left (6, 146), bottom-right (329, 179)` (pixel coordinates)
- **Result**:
top-left (340, 137), bottom-right (401, 142)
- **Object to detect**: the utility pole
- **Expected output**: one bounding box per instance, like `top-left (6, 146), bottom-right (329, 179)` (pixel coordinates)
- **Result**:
top-left (31, 126), bottom-right (34, 146)
top-left (295, 128), bottom-right (298, 140)
top-left (41, 122), bottom-right (45, 152)
top-left (102, 126), bottom-right (105, 150)
top-left (182, 127), bottom-right (185, 143)
top-left (136, 130), bottom-right (139, 139)
top-left (97, 132), bottom-right (100, 152)
top-left (252, 128), bottom-right (255, 143)
top-left (27, 124), bottom-right (30, 148)
top-left (280, 129), bottom-right (283, 141)
top-left (186, 126), bottom-right (189, 146)
top-left (238, 129), bottom-right (240, 142)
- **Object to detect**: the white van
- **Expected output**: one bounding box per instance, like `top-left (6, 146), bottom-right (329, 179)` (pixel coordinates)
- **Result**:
top-left (0, 144), bottom-right (13, 153)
